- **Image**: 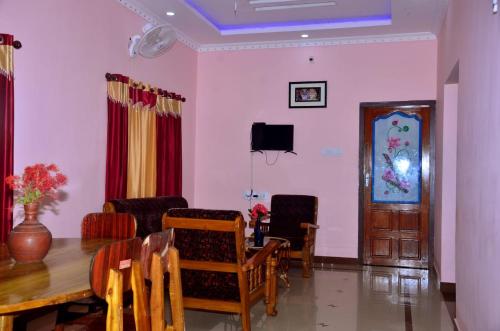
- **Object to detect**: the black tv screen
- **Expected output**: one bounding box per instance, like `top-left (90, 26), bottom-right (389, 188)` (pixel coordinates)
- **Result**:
top-left (251, 123), bottom-right (294, 151)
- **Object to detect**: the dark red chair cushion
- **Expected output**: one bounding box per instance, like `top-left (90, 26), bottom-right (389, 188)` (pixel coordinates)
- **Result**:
top-left (269, 195), bottom-right (317, 251)
top-left (166, 208), bottom-right (243, 301)
top-left (108, 196), bottom-right (188, 238)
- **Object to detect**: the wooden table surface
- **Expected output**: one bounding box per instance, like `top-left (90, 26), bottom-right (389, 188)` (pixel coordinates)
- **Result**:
top-left (0, 238), bottom-right (112, 330)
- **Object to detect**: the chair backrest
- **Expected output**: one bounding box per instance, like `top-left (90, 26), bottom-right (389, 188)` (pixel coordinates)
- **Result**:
top-left (103, 196), bottom-right (188, 238)
top-left (89, 237), bottom-right (143, 299)
top-left (141, 230), bottom-right (184, 331)
top-left (141, 230), bottom-right (174, 280)
top-left (81, 212), bottom-right (137, 240)
top-left (89, 237), bottom-right (146, 331)
top-left (269, 195), bottom-right (318, 245)
top-left (162, 208), bottom-right (245, 301)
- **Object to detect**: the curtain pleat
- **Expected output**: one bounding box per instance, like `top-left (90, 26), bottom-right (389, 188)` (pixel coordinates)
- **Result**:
top-left (156, 101), bottom-right (182, 196)
top-left (156, 112), bottom-right (173, 195)
top-left (173, 116), bottom-right (182, 195)
top-left (0, 34), bottom-right (14, 243)
top-left (105, 75), bottom-right (129, 201)
top-left (127, 86), bottom-right (157, 198)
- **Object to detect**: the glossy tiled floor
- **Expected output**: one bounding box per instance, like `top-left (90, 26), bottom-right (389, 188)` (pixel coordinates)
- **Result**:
top-left (181, 266), bottom-right (455, 331)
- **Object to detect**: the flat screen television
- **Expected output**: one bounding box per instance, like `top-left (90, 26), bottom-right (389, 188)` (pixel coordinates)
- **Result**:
top-left (251, 123), bottom-right (294, 151)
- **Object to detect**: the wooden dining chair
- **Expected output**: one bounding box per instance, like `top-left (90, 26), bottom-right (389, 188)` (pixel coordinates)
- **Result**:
top-left (56, 213), bottom-right (138, 328)
top-left (141, 230), bottom-right (184, 331)
top-left (90, 237), bottom-right (146, 331)
top-left (56, 237), bottom-right (147, 331)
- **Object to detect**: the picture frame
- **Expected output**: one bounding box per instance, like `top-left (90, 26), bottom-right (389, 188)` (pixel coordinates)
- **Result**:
top-left (289, 81), bottom-right (327, 108)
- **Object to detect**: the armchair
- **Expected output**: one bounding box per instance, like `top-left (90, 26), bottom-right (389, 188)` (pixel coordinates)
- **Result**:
top-left (252, 195), bottom-right (319, 278)
top-left (162, 208), bottom-right (280, 331)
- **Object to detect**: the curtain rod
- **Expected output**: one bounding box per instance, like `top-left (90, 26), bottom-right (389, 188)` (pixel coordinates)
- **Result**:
top-left (105, 72), bottom-right (186, 102)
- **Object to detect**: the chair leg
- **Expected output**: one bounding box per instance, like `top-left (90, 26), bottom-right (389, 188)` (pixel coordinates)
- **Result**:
top-left (241, 308), bottom-right (251, 331)
top-left (266, 257), bottom-right (278, 316)
top-left (302, 246), bottom-right (312, 278)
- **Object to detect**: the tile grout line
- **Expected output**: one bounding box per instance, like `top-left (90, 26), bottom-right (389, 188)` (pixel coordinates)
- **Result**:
top-left (403, 287), bottom-right (413, 331)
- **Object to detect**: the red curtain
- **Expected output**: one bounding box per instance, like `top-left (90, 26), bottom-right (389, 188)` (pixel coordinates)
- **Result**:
top-left (173, 116), bottom-right (182, 195)
top-left (0, 34), bottom-right (14, 243)
top-left (105, 74), bottom-right (128, 201)
top-left (156, 114), bottom-right (182, 196)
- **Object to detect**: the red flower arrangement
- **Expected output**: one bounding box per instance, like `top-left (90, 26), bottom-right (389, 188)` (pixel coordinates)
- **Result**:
top-left (249, 203), bottom-right (270, 219)
top-left (5, 163), bottom-right (67, 205)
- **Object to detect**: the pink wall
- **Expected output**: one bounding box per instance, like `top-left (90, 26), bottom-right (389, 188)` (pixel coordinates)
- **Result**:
top-left (438, 1), bottom-right (500, 330)
top-left (195, 41), bottom-right (437, 257)
top-left (434, 83), bottom-right (457, 284)
top-left (0, 0), bottom-right (197, 237)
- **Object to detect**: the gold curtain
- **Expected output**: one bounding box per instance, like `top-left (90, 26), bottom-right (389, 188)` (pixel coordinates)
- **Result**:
top-left (127, 102), bottom-right (157, 198)
top-left (0, 40), bottom-right (13, 78)
top-left (107, 79), bottom-right (129, 105)
top-left (156, 92), bottom-right (181, 116)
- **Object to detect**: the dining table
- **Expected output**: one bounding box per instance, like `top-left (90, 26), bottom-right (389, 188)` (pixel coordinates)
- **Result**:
top-left (0, 238), bottom-right (113, 331)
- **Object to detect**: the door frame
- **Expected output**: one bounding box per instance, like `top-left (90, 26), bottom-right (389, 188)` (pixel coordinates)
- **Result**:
top-left (358, 100), bottom-right (436, 267)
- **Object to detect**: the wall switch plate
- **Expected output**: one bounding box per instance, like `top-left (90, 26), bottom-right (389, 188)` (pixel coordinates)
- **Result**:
top-left (321, 147), bottom-right (343, 157)
top-left (494, 0), bottom-right (498, 14)
top-left (243, 190), bottom-right (269, 201)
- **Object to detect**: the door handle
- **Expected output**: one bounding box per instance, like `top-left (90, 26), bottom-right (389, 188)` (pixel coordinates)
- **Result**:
top-left (365, 173), bottom-right (370, 187)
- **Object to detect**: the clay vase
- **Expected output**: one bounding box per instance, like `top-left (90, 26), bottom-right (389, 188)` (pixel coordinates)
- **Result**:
top-left (7, 202), bottom-right (52, 263)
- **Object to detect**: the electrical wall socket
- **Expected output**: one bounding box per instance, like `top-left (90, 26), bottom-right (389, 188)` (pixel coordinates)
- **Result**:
top-left (243, 190), bottom-right (270, 201)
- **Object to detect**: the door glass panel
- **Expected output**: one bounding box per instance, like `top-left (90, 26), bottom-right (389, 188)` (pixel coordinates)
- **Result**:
top-left (371, 112), bottom-right (421, 204)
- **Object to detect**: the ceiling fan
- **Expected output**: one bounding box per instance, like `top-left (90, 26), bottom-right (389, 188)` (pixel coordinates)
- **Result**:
top-left (128, 23), bottom-right (177, 58)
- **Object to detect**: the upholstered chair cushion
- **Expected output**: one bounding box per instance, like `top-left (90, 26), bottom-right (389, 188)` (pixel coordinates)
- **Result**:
top-left (166, 208), bottom-right (243, 301)
top-left (108, 196), bottom-right (188, 237)
top-left (269, 195), bottom-right (317, 250)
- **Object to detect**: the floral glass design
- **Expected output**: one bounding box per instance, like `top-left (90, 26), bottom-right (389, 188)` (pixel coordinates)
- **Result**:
top-left (371, 112), bottom-right (421, 204)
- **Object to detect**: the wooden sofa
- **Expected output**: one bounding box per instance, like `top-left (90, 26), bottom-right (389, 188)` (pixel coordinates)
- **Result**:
top-left (103, 196), bottom-right (188, 238)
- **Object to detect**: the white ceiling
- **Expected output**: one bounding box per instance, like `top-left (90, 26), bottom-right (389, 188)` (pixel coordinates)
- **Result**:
top-left (118, 0), bottom-right (448, 50)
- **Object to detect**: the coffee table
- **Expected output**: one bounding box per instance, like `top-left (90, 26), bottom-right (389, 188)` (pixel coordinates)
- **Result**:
top-left (246, 236), bottom-right (290, 287)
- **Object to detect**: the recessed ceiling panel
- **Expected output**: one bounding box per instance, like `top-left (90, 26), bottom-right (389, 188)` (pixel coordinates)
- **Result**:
top-left (185, 0), bottom-right (392, 34)
top-left (119, 0), bottom-right (447, 47)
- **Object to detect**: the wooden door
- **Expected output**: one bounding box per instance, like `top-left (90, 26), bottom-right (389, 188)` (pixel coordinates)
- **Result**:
top-left (360, 102), bottom-right (433, 268)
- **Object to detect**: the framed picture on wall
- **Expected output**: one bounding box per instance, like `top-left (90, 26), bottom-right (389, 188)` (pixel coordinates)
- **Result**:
top-left (289, 81), bottom-right (327, 108)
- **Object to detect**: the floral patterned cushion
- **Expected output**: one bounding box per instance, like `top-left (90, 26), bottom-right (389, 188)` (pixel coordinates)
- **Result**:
top-left (166, 208), bottom-right (244, 301)
top-left (269, 195), bottom-right (318, 251)
top-left (108, 196), bottom-right (188, 238)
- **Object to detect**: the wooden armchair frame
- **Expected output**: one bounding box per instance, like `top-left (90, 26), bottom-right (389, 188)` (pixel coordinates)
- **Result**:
top-left (163, 211), bottom-right (279, 331)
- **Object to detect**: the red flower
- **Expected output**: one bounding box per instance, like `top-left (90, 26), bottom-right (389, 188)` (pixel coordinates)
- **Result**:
top-left (249, 203), bottom-right (269, 219)
top-left (5, 163), bottom-right (68, 205)
top-left (46, 164), bottom-right (59, 172)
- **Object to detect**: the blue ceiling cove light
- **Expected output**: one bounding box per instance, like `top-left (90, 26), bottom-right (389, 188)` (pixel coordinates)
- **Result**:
top-left (184, 0), bottom-right (392, 35)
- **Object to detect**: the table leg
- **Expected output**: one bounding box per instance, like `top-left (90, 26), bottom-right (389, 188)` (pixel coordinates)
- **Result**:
top-left (0, 315), bottom-right (14, 331)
